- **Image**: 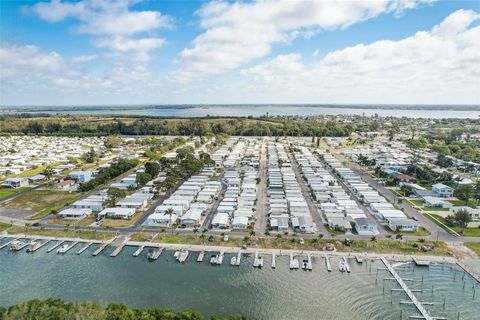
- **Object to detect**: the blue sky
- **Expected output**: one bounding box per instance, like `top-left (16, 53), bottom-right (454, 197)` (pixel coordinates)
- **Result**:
top-left (1, 0), bottom-right (479, 105)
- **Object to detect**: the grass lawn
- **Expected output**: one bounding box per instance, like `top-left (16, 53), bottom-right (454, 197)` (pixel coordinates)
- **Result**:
top-left (408, 199), bottom-right (424, 206)
top-left (0, 222), bottom-right (12, 232)
top-left (464, 242), bottom-right (480, 256)
top-left (324, 225), bottom-right (346, 236)
top-left (129, 232), bottom-right (451, 256)
top-left (101, 212), bottom-right (143, 228)
top-left (421, 207), bottom-right (451, 212)
top-left (6, 225), bottom-right (115, 241)
top-left (0, 187), bottom-right (29, 200)
top-left (425, 213), bottom-right (480, 237)
top-left (4, 190), bottom-right (83, 220)
top-left (448, 199), bottom-right (478, 208)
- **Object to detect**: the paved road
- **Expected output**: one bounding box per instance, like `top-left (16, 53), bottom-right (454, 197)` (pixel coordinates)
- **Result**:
top-left (288, 146), bottom-right (329, 236)
top-left (254, 141), bottom-right (267, 235)
top-left (201, 172), bottom-right (226, 229)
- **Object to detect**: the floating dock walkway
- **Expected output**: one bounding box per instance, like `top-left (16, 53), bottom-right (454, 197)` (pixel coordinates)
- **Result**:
top-left (197, 250), bottom-right (205, 262)
top-left (27, 240), bottom-right (50, 252)
top-left (253, 251), bottom-right (263, 268)
top-left (381, 257), bottom-right (432, 320)
top-left (343, 256), bottom-right (351, 273)
top-left (236, 250), bottom-right (241, 266)
top-left (47, 241), bottom-right (65, 253)
top-left (133, 245), bottom-right (145, 257)
top-left (271, 252), bottom-right (276, 269)
top-left (92, 242), bottom-right (110, 256)
top-left (324, 254), bottom-right (331, 272)
top-left (78, 242), bottom-right (93, 255)
top-left (58, 241), bottom-right (79, 254)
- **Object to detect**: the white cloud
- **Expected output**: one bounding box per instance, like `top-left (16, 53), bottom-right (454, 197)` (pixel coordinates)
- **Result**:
top-left (172, 0), bottom-right (433, 82)
top-left (239, 9), bottom-right (480, 104)
top-left (29, 0), bottom-right (171, 59)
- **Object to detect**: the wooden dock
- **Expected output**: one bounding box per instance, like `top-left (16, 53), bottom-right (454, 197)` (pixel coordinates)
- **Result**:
top-left (456, 261), bottom-right (480, 283)
top-left (133, 245), bottom-right (145, 257)
top-left (324, 254), bottom-right (332, 272)
top-left (216, 251), bottom-right (225, 265)
top-left (92, 241), bottom-right (110, 256)
top-left (0, 238), bottom-right (20, 250)
top-left (253, 251), bottom-right (263, 268)
top-left (271, 252), bottom-right (276, 269)
top-left (110, 240), bottom-right (128, 257)
top-left (47, 241), bottom-right (64, 253)
top-left (77, 242), bottom-right (93, 255)
top-left (381, 257), bottom-right (432, 320)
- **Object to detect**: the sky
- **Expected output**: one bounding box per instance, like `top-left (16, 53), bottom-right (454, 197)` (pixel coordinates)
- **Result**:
top-left (0, 0), bottom-right (479, 106)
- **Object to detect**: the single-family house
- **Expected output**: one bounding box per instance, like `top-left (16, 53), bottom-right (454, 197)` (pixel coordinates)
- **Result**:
top-left (432, 183), bottom-right (454, 198)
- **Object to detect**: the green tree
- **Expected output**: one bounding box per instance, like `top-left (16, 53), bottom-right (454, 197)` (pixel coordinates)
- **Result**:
top-left (42, 166), bottom-right (55, 188)
top-left (106, 188), bottom-right (126, 207)
top-left (165, 208), bottom-right (175, 235)
top-left (145, 161), bottom-right (161, 178)
top-left (454, 209), bottom-right (472, 234)
top-left (136, 172), bottom-right (152, 187)
top-left (455, 184), bottom-right (473, 205)
top-left (399, 184), bottom-right (413, 197)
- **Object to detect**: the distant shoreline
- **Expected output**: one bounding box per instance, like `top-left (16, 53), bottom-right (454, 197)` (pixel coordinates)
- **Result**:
top-left (1, 104), bottom-right (480, 113)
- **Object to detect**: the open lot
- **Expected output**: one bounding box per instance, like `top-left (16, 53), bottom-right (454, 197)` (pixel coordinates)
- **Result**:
top-left (425, 213), bottom-right (480, 237)
top-left (6, 225), bottom-right (116, 241)
top-left (0, 187), bottom-right (29, 200)
top-left (0, 222), bottom-right (11, 232)
top-left (101, 212), bottom-right (143, 228)
top-left (3, 190), bottom-right (83, 220)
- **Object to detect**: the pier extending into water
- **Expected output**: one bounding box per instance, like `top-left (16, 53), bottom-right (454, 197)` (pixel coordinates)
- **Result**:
top-left (381, 257), bottom-right (432, 320)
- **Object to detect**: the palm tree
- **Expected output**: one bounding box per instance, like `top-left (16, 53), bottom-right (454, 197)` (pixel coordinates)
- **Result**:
top-left (165, 208), bottom-right (175, 235)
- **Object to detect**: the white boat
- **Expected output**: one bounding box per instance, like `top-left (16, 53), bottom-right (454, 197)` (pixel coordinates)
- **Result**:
top-left (9, 240), bottom-right (25, 251)
top-left (147, 248), bottom-right (162, 261)
top-left (216, 251), bottom-right (225, 265)
top-left (174, 251), bottom-right (180, 259)
top-left (210, 254), bottom-right (218, 264)
top-left (230, 257), bottom-right (237, 266)
top-left (26, 240), bottom-right (39, 252)
top-left (57, 243), bottom-right (69, 254)
top-left (178, 250), bottom-right (189, 263)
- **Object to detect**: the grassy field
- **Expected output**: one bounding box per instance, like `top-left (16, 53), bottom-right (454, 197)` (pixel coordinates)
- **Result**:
top-left (425, 213), bottom-right (480, 237)
top-left (0, 222), bottom-right (12, 232)
top-left (464, 242), bottom-right (480, 256)
top-left (129, 232), bottom-right (451, 256)
top-left (4, 190), bottom-right (83, 220)
top-left (0, 187), bottom-right (29, 200)
top-left (408, 199), bottom-right (424, 207)
top-left (101, 212), bottom-right (143, 228)
top-left (6, 225), bottom-right (115, 241)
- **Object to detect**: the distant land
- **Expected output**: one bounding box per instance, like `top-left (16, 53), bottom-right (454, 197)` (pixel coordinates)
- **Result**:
top-left (1, 104), bottom-right (480, 112)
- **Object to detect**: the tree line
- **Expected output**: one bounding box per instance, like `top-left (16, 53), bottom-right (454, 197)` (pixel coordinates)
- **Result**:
top-left (0, 116), bottom-right (353, 137)
top-left (0, 298), bottom-right (247, 320)
top-left (78, 158), bottom-right (140, 192)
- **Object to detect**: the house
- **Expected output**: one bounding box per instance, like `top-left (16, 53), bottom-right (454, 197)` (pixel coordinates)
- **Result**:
top-left (387, 218), bottom-right (419, 232)
top-left (54, 179), bottom-right (76, 190)
top-left (68, 170), bottom-right (93, 183)
top-left (28, 174), bottom-right (45, 183)
top-left (72, 199), bottom-right (103, 212)
top-left (432, 183), bottom-right (454, 198)
top-left (423, 196), bottom-right (453, 209)
top-left (58, 208), bottom-right (92, 219)
top-left (270, 214), bottom-right (289, 231)
top-left (211, 212), bottom-right (230, 229)
top-left (145, 212), bottom-right (178, 227)
top-left (98, 207), bottom-right (136, 220)
top-left (2, 177), bottom-right (28, 188)
top-left (179, 208), bottom-right (203, 227)
top-left (353, 217), bottom-right (379, 235)
top-left (232, 216), bottom-right (249, 229)
top-left (395, 172), bottom-right (416, 184)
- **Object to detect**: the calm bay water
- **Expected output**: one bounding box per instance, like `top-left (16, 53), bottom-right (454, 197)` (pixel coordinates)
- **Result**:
top-left (2, 105), bottom-right (480, 119)
top-left (0, 239), bottom-right (479, 320)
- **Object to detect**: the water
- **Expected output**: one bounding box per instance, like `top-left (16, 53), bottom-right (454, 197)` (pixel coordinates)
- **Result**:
top-left (0, 240), bottom-right (479, 320)
top-left (2, 105), bottom-right (480, 119)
